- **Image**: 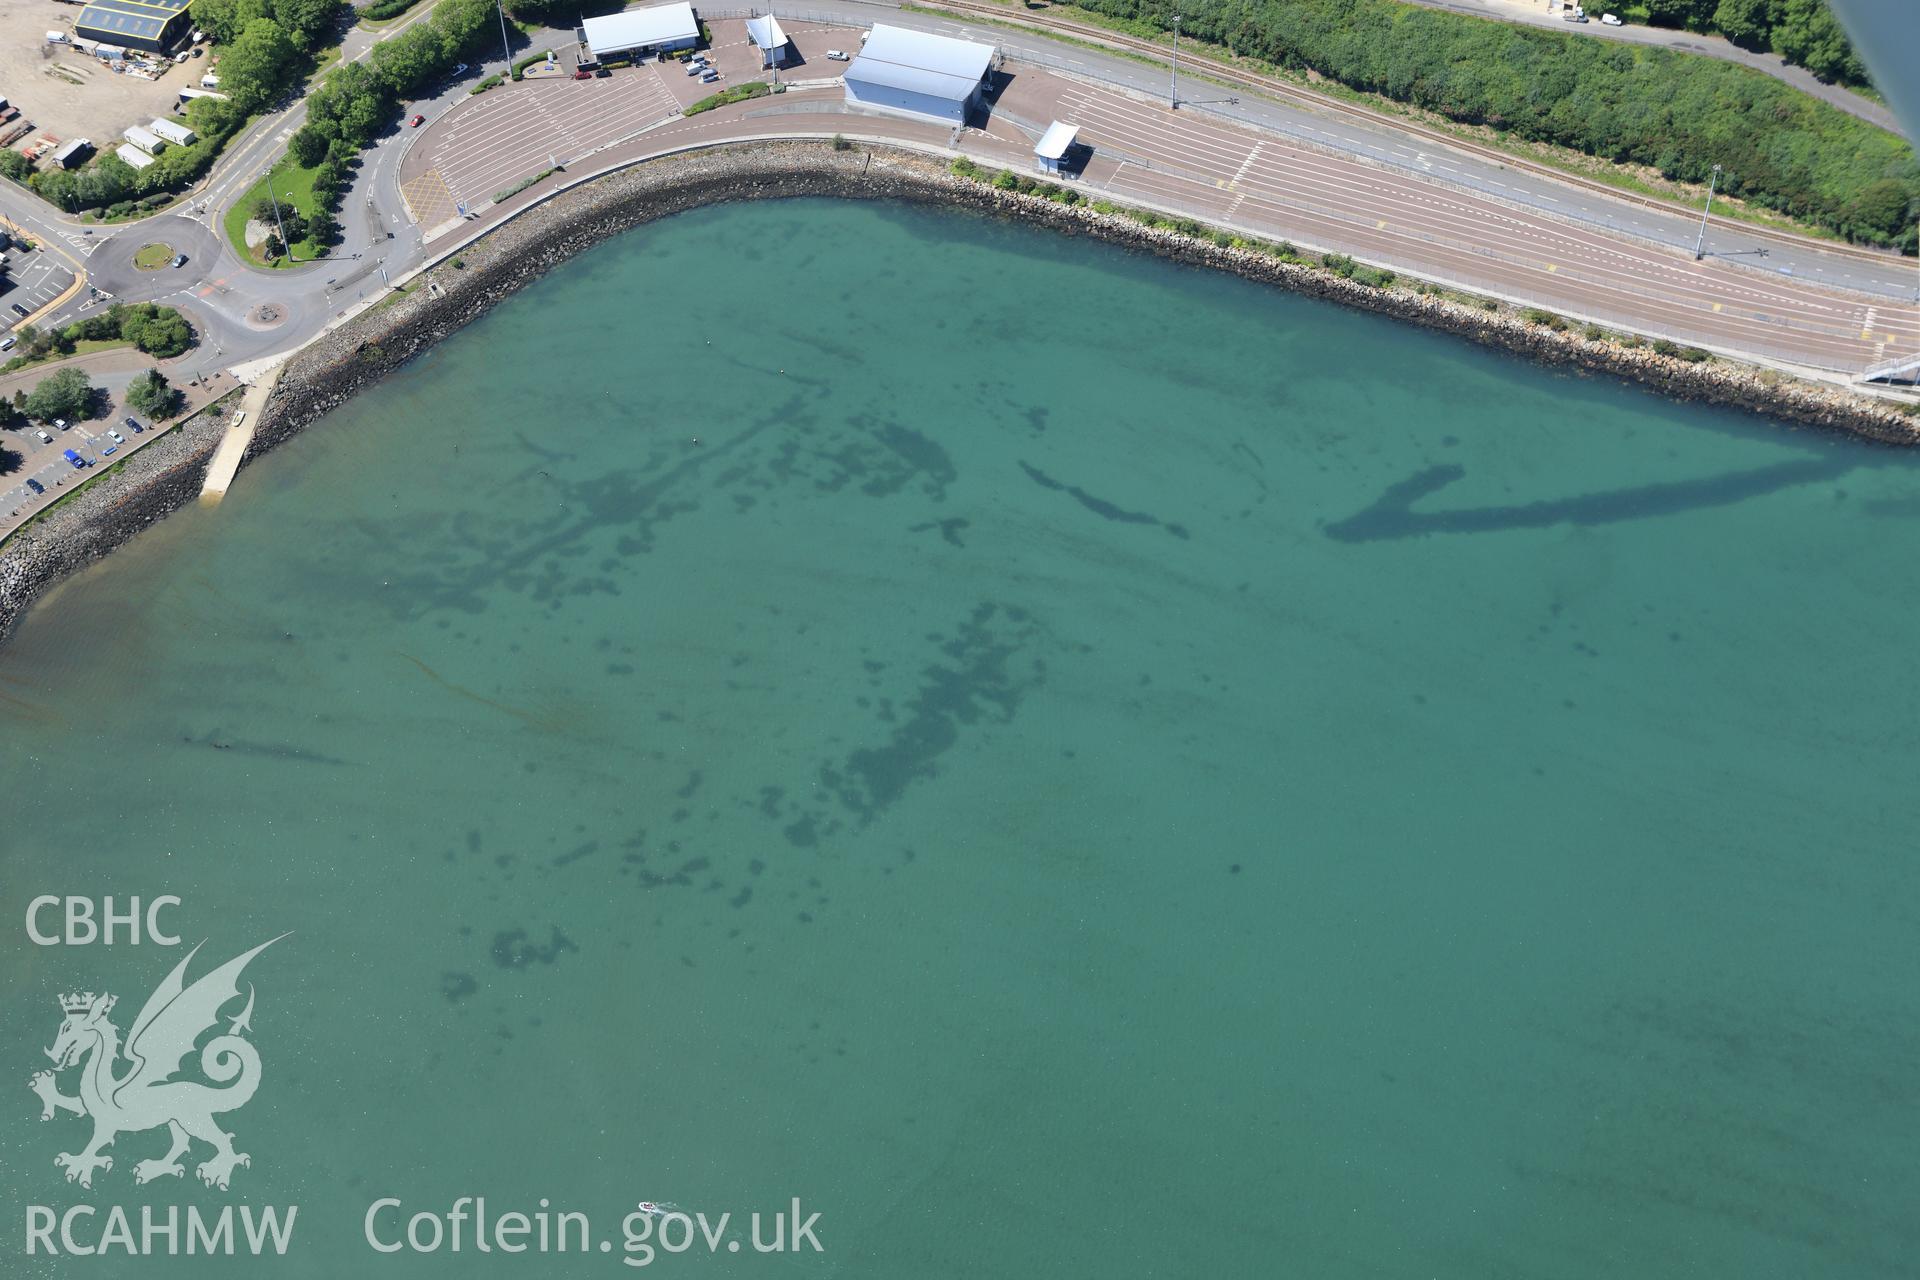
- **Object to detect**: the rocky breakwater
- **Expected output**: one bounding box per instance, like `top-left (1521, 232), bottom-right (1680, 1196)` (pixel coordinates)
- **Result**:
top-left (0, 406), bottom-right (231, 645)
top-left (927, 172), bottom-right (1920, 445)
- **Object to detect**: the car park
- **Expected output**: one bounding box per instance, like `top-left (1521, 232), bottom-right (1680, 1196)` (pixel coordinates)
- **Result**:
top-left (107, 429), bottom-right (125, 445)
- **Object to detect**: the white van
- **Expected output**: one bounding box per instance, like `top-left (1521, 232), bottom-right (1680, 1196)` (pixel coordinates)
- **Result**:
top-left (46, 30), bottom-right (69, 44)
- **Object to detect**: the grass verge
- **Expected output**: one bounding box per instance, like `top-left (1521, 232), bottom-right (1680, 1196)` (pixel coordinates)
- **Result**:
top-left (222, 156), bottom-right (327, 268)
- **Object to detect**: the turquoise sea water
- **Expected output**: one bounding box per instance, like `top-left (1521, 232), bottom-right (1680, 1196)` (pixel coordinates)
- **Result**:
top-left (1, 199), bottom-right (1916, 1277)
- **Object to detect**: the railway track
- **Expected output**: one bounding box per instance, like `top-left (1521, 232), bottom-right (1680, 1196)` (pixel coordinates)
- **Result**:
top-left (935, 0), bottom-right (1909, 269)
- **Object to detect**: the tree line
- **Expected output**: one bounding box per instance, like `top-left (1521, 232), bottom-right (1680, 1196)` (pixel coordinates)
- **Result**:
top-left (1068, 0), bottom-right (1917, 249)
top-left (1639, 0), bottom-right (1864, 88)
top-left (7, 304), bottom-right (195, 366)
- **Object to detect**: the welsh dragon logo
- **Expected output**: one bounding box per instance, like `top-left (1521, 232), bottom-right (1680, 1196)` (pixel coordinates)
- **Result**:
top-left (28, 937), bottom-right (284, 1191)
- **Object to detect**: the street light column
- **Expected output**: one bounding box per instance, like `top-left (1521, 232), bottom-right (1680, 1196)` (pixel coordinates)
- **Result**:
top-left (493, 0), bottom-right (513, 70)
top-left (1169, 15), bottom-right (1181, 110)
top-left (265, 169), bottom-right (293, 263)
top-left (1692, 163), bottom-right (1721, 261)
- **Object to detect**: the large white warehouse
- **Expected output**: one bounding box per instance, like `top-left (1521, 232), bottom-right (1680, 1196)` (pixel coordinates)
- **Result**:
top-left (579, 3), bottom-right (699, 61)
top-left (843, 25), bottom-right (994, 126)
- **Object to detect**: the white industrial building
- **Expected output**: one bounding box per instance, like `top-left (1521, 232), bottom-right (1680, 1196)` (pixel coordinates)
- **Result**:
top-left (148, 117), bottom-right (195, 146)
top-left (122, 123), bottom-right (167, 154)
top-left (578, 3), bottom-right (699, 62)
top-left (843, 24), bottom-right (994, 126)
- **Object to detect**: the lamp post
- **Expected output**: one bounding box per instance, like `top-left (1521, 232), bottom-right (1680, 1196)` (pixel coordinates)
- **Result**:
top-left (493, 0), bottom-right (512, 70)
top-left (1692, 163), bottom-right (1721, 260)
top-left (265, 168), bottom-right (294, 263)
top-left (1169, 14), bottom-right (1181, 110)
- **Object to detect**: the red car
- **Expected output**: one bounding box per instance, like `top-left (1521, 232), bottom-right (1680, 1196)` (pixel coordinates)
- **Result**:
top-left (410, 114), bottom-right (425, 127)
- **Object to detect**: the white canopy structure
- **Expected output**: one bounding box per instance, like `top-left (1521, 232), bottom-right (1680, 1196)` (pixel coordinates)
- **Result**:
top-left (1034, 120), bottom-right (1079, 173)
top-left (744, 14), bottom-right (789, 67)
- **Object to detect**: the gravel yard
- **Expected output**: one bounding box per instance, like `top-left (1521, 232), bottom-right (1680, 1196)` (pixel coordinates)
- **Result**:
top-left (0, 1), bottom-right (201, 157)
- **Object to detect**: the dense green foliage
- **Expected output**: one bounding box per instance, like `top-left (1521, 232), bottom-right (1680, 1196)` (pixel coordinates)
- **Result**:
top-left (126, 371), bottom-right (186, 420)
top-left (358, 0), bottom-right (426, 18)
top-left (10, 305), bottom-right (196, 364)
top-left (1068, 0), bottom-right (1917, 248)
top-left (23, 369), bottom-right (96, 424)
top-left (191, 0), bottom-right (343, 50)
top-left (685, 82), bottom-right (771, 116)
top-left (1639, 0), bottom-right (1864, 86)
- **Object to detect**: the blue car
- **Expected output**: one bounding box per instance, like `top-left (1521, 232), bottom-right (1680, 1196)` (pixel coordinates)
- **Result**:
top-left (101, 444), bottom-right (117, 457)
top-left (62, 449), bottom-right (84, 469)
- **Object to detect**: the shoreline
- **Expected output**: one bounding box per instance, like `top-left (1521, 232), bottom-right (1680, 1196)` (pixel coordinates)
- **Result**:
top-left (3, 140), bottom-right (1916, 646)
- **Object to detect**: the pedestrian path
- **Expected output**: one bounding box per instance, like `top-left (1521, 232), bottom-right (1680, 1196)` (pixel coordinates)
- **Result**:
top-left (200, 364), bottom-right (280, 501)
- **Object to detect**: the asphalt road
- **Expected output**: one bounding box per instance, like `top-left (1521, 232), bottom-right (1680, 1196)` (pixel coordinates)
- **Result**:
top-left (844, 0), bottom-right (1919, 303)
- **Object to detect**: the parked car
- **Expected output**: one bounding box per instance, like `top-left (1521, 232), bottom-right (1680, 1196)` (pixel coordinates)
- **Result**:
top-left (826, 49), bottom-right (850, 61)
top-left (172, 254), bottom-right (187, 268)
top-left (107, 428), bottom-right (125, 444)
top-left (9, 303), bottom-right (29, 318)
top-left (0, 337), bottom-right (13, 351)
top-left (1600, 11), bottom-right (1622, 22)
top-left (101, 443), bottom-right (117, 456)
top-left (701, 71), bottom-right (719, 83)
top-left (124, 416), bottom-right (143, 433)
top-left (62, 449), bottom-right (84, 469)
top-left (53, 418), bottom-right (67, 431)
top-left (26, 478), bottom-right (44, 495)
top-left (573, 68), bottom-right (592, 80)
top-left (411, 114), bottom-right (425, 127)
top-left (34, 429), bottom-right (52, 444)
top-left (686, 62), bottom-right (703, 75)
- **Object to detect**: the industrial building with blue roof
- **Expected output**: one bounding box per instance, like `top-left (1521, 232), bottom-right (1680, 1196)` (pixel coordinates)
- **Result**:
top-left (75, 0), bottom-right (193, 54)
